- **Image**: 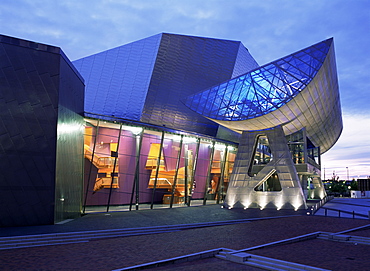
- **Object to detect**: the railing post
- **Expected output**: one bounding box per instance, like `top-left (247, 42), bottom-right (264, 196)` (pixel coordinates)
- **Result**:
top-left (325, 208), bottom-right (327, 217)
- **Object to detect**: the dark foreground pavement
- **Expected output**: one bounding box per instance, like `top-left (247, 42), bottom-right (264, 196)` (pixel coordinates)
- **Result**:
top-left (1, 204), bottom-right (370, 270)
top-left (0, 204), bottom-right (309, 237)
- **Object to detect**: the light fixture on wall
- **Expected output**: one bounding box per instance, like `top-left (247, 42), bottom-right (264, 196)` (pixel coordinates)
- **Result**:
top-left (122, 125), bottom-right (142, 135)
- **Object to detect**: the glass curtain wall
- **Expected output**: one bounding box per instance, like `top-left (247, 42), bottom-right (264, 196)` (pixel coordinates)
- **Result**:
top-left (83, 118), bottom-right (237, 213)
top-left (286, 129), bottom-right (320, 167)
top-left (286, 130), bottom-right (306, 164)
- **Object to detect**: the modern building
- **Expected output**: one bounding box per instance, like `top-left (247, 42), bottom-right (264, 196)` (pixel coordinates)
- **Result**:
top-left (184, 38), bottom-right (342, 210)
top-left (0, 33), bottom-right (342, 227)
top-left (0, 35), bottom-right (84, 227)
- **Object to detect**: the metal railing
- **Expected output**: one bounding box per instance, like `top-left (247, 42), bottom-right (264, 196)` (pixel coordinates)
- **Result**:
top-left (321, 207), bottom-right (369, 219)
top-left (307, 195), bottom-right (334, 215)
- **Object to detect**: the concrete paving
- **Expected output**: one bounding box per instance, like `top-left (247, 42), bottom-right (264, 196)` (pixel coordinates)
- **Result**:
top-left (2, 197), bottom-right (368, 238)
top-left (1, 199), bottom-right (370, 270)
top-left (314, 198), bottom-right (370, 219)
top-left (0, 204), bottom-right (306, 237)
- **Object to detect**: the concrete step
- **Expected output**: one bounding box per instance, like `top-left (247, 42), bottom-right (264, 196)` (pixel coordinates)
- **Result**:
top-left (245, 260), bottom-right (300, 271)
top-left (0, 229), bottom-right (176, 250)
top-left (0, 240), bottom-right (90, 250)
top-left (215, 250), bottom-right (234, 260)
top-left (243, 261), bottom-right (288, 271)
top-left (318, 232), bottom-right (370, 245)
top-left (0, 219), bottom-right (256, 250)
top-left (224, 252), bottom-right (329, 271)
top-left (247, 257), bottom-right (317, 271)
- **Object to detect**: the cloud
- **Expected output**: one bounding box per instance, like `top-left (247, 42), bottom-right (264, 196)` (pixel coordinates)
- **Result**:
top-left (1, 0), bottom-right (368, 179)
top-left (322, 113), bottom-right (370, 179)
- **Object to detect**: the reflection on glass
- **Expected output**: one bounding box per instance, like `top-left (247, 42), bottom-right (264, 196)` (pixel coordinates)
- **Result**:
top-left (248, 135), bottom-right (272, 177)
top-left (184, 39), bottom-right (331, 121)
top-left (287, 129), bottom-right (305, 164)
top-left (254, 136), bottom-right (272, 165)
top-left (84, 127), bottom-right (119, 192)
top-left (254, 172), bottom-right (282, 192)
top-left (83, 118), bottom-right (238, 213)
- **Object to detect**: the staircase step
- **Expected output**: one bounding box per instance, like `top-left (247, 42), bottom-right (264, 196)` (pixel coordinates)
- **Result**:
top-left (243, 261), bottom-right (287, 271)
top-left (1, 240), bottom-right (90, 250)
top-left (223, 252), bottom-right (329, 271)
top-left (0, 220), bottom-right (254, 250)
top-left (247, 258), bottom-right (312, 271)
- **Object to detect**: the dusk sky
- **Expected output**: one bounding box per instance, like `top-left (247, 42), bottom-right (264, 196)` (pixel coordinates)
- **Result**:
top-left (1, 0), bottom-right (369, 180)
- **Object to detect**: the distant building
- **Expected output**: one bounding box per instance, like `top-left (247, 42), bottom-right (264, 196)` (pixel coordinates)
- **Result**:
top-left (0, 33), bottom-right (342, 227)
top-left (358, 179), bottom-right (370, 191)
top-left (351, 179), bottom-right (370, 198)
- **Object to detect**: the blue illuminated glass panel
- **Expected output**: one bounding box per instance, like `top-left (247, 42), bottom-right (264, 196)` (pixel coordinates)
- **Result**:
top-left (184, 39), bottom-right (332, 121)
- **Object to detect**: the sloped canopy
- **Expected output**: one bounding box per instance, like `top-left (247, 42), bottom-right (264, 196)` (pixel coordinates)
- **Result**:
top-left (184, 39), bottom-right (332, 121)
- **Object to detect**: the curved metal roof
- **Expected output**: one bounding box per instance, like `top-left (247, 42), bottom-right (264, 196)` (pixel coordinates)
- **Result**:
top-left (184, 38), bottom-right (332, 121)
top-left (184, 38), bottom-right (342, 153)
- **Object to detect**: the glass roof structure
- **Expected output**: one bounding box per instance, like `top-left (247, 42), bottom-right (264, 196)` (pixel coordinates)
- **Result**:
top-left (184, 39), bottom-right (332, 121)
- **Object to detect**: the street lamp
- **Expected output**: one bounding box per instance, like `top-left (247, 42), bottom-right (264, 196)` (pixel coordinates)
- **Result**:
top-left (346, 167), bottom-right (349, 181)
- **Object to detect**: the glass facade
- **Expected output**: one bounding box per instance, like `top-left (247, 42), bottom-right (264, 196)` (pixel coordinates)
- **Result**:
top-left (184, 39), bottom-right (331, 121)
top-left (287, 130), bottom-right (306, 164)
top-left (83, 118), bottom-right (237, 213)
top-left (183, 38), bottom-right (341, 156)
top-left (286, 129), bottom-right (320, 166)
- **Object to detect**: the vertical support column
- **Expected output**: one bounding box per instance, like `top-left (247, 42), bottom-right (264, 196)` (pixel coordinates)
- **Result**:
top-left (150, 131), bottom-right (165, 209)
top-left (83, 120), bottom-right (100, 214)
top-left (170, 135), bottom-right (183, 208)
top-left (307, 177), bottom-right (312, 199)
top-left (217, 146), bottom-right (229, 204)
top-left (225, 126), bottom-right (307, 210)
top-left (184, 144), bottom-right (189, 205)
top-left (130, 130), bottom-right (143, 211)
top-left (106, 123), bottom-right (123, 212)
top-left (302, 128), bottom-right (308, 164)
top-left (187, 138), bottom-right (200, 206)
top-left (203, 141), bottom-right (215, 205)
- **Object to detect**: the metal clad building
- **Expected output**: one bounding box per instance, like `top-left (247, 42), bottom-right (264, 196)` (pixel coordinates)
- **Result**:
top-left (73, 33), bottom-right (259, 136)
top-left (0, 33), bottom-right (342, 226)
top-left (184, 38), bottom-right (342, 210)
top-left (0, 35), bottom-right (85, 227)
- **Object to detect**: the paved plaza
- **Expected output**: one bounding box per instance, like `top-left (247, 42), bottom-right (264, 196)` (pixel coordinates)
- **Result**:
top-left (1, 198), bottom-right (370, 270)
